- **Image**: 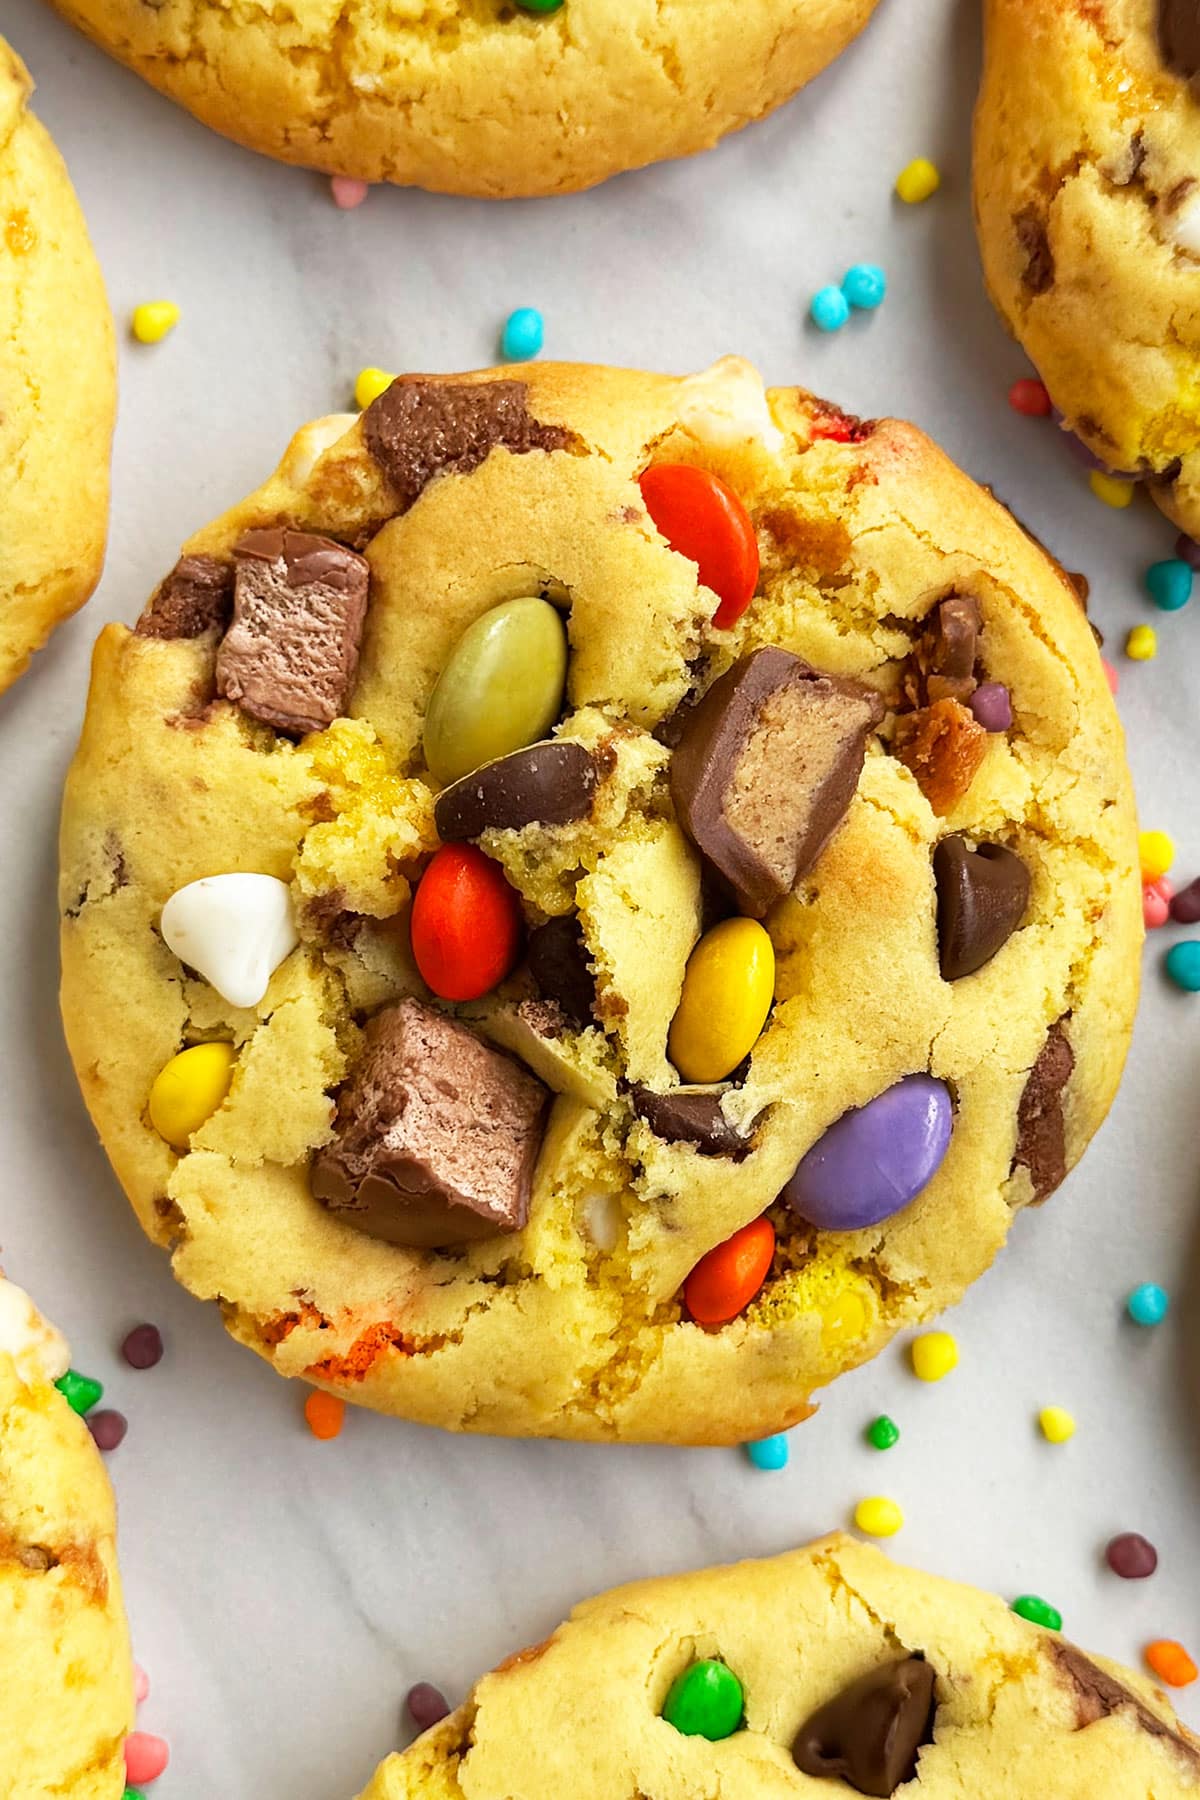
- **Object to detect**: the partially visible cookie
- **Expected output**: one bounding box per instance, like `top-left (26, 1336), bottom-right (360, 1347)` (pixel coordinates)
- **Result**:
top-left (0, 37), bottom-right (115, 693)
top-left (0, 1272), bottom-right (134, 1796)
top-left (974, 0), bottom-right (1200, 538)
top-left (358, 1534), bottom-right (1200, 1798)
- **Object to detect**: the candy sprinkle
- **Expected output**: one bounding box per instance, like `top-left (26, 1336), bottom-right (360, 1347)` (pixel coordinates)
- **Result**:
top-left (55, 1369), bottom-right (103, 1415)
top-left (131, 302), bottom-right (180, 345)
top-left (1145, 558), bottom-right (1193, 611)
top-left (854, 1496), bottom-right (904, 1538)
top-left (866, 1414), bottom-right (900, 1451)
top-left (407, 1682), bottom-right (451, 1731)
top-left (1008, 377), bottom-right (1051, 417)
top-left (355, 366), bottom-right (395, 410)
top-left (1146, 1640), bottom-right (1198, 1687)
top-left (1012, 1595), bottom-right (1062, 1631)
top-left (810, 285), bottom-right (850, 332)
top-left (911, 1330), bottom-right (958, 1382)
top-left (121, 1324), bottom-right (164, 1370)
top-left (304, 1390), bottom-right (346, 1440)
top-left (1170, 877), bottom-right (1200, 924)
top-left (745, 1433), bottom-right (789, 1471)
top-left (500, 307), bottom-right (545, 360)
top-left (895, 158), bottom-right (940, 204)
top-left (841, 263), bottom-right (887, 310)
top-left (330, 175), bottom-right (369, 209)
top-left (1166, 942), bottom-right (1200, 992)
top-left (1139, 830), bottom-right (1175, 882)
top-left (1106, 1533), bottom-right (1158, 1579)
top-left (1144, 878), bottom-right (1173, 929)
top-left (124, 1732), bottom-right (169, 1786)
top-left (88, 1409), bottom-right (128, 1453)
top-left (134, 1662), bottom-right (150, 1705)
top-left (124, 1789), bottom-right (145, 1800)
top-left (1102, 658), bottom-right (1119, 695)
top-left (1089, 470), bottom-right (1134, 508)
top-left (1127, 1282), bottom-right (1169, 1327)
top-left (1126, 625), bottom-right (1157, 661)
top-left (1038, 1406), bottom-right (1076, 1444)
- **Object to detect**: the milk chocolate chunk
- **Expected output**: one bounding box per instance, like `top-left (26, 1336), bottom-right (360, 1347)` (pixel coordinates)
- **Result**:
top-left (363, 378), bottom-right (571, 511)
top-left (528, 916), bottom-right (596, 1027)
top-left (136, 554), bottom-right (233, 639)
top-left (1051, 1641), bottom-right (1200, 1765)
top-left (434, 743), bottom-right (597, 842)
top-left (311, 998), bottom-right (549, 1249)
top-left (906, 595), bottom-right (981, 708)
top-left (793, 1657), bottom-right (936, 1797)
top-left (1159, 0), bottom-right (1200, 83)
top-left (670, 647), bottom-right (885, 917)
top-left (933, 836), bottom-right (1030, 980)
top-left (1012, 1017), bottom-right (1074, 1201)
top-left (1015, 205), bottom-right (1055, 294)
top-left (631, 1085), bottom-right (750, 1156)
top-left (215, 528), bottom-right (370, 736)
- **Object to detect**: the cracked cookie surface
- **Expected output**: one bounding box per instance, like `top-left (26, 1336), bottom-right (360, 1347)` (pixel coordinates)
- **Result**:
top-left (357, 1534), bottom-right (1200, 1799)
top-left (0, 37), bottom-right (114, 694)
top-left (59, 358), bottom-right (1140, 1445)
top-left (974, 0), bottom-right (1200, 537)
top-left (46, 0), bottom-right (881, 198)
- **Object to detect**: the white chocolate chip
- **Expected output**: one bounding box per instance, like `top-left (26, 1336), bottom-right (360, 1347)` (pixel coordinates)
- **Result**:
top-left (0, 1280), bottom-right (70, 1385)
top-left (161, 873), bottom-right (298, 1009)
top-left (282, 412), bottom-right (357, 487)
top-left (583, 1189), bottom-right (623, 1253)
top-left (1169, 191), bottom-right (1200, 256)
top-left (676, 356), bottom-right (785, 453)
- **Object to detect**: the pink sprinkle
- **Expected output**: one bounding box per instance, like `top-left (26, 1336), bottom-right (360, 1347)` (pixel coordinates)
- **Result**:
top-left (125, 1731), bottom-right (169, 1785)
top-left (1102, 658), bottom-right (1119, 696)
top-left (1144, 877), bottom-right (1173, 930)
top-left (331, 176), bottom-right (369, 210)
top-left (133, 1661), bottom-right (150, 1705)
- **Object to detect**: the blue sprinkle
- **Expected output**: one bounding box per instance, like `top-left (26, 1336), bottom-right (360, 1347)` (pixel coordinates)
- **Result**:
top-left (1166, 941), bottom-right (1200, 993)
top-left (842, 263), bottom-right (887, 310)
top-left (810, 286), bottom-right (850, 333)
top-left (1127, 1282), bottom-right (1170, 1327)
top-left (1145, 559), bottom-right (1193, 612)
top-left (501, 307), bottom-right (545, 361)
top-left (745, 1433), bottom-right (789, 1471)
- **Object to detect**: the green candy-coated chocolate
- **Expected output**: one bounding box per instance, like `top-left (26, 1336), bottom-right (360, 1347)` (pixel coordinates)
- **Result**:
top-left (866, 1414), bottom-right (900, 1451)
top-left (1012, 1594), bottom-right (1062, 1631)
top-left (55, 1368), bottom-right (104, 1415)
top-left (423, 597), bottom-right (568, 788)
top-left (662, 1658), bottom-right (744, 1740)
top-left (516, 0), bottom-right (564, 11)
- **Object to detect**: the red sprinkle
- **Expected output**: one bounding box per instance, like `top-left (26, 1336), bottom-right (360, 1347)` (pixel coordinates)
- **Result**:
top-left (1008, 377), bottom-right (1052, 417)
top-left (407, 1682), bottom-right (451, 1731)
top-left (1106, 1533), bottom-right (1159, 1579)
top-left (125, 1731), bottom-right (169, 1785)
top-left (121, 1323), bottom-right (164, 1369)
top-left (1102, 659), bottom-right (1119, 696)
top-left (88, 1410), bottom-right (128, 1452)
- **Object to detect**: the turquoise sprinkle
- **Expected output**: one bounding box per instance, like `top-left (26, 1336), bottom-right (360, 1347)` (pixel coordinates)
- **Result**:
top-left (1127, 1282), bottom-right (1170, 1326)
top-left (1165, 942), bottom-right (1200, 992)
top-left (501, 307), bottom-right (545, 361)
top-left (810, 286), bottom-right (850, 332)
top-left (745, 1433), bottom-right (789, 1471)
top-left (1145, 559), bottom-right (1193, 611)
top-left (842, 263), bottom-right (887, 310)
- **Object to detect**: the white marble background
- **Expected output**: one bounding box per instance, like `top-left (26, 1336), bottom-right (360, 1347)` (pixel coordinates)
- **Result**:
top-left (3, 0), bottom-right (1199, 1791)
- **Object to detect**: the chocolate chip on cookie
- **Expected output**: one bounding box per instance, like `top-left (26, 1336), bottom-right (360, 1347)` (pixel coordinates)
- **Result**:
top-left (792, 1656), bottom-right (936, 1796)
top-left (933, 835), bottom-right (1030, 979)
top-left (434, 742), bottom-right (598, 841)
top-left (630, 1085), bottom-right (751, 1156)
top-left (1015, 205), bottom-right (1055, 294)
top-left (363, 378), bottom-right (571, 511)
top-left (136, 554), bottom-right (234, 640)
top-left (527, 916), bottom-right (596, 1028)
top-left (1012, 1017), bottom-right (1074, 1201)
top-left (904, 594), bottom-right (981, 709)
top-left (1158, 0), bottom-right (1200, 83)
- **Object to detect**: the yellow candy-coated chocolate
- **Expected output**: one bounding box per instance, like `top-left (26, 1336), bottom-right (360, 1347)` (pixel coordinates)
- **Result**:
top-left (355, 366), bottom-right (396, 410)
top-left (911, 1329), bottom-right (958, 1382)
top-left (1139, 829), bottom-right (1175, 881)
top-left (131, 301), bottom-right (180, 344)
top-left (895, 158), bottom-right (940, 204)
top-left (1039, 1405), bottom-right (1076, 1444)
top-left (821, 1290), bottom-right (869, 1350)
top-left (1126, 625), bottom-right (1157, 662)
top-left (668, 918), bottom-right (775, 1084)
top-left (854, 1495), bottom-right (904, 1537)
top-left (148, 1042), bottom-right (237, 1149)
top-left (1088, 470), bottom-right (1134, 509)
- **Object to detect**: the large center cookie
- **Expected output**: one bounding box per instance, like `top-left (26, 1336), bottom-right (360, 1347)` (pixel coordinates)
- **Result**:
top-left (59, 358), bottom-right (1140, 1445)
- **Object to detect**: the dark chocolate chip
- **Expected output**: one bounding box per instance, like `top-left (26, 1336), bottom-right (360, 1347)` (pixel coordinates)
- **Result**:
top-left (434, 742), bottom-right (597, 841)
top-left (630, 1085), bottom-right (751, 1156)
top-left (670, 646), bottom-right (884, 918)
top-left (1159, 0), bottom-right (1200, 83)
top-left (1015, 206), bottom-right (1055, 294)
top-left (1051, 1639), bottom-right (1200, 1766)
top-left (362, 378), bottom-right (571, 512)
top-left (793, 1657), bottom-right (936, 1797)
top-left (933, 836), bottom-right (1030, 980)
top-left (135, 554), bottom-right (234, 639)
top-left (1012, 1017), bottom-right (1074, 1201)
top-left (527, 916), bottom-right (596, 1028)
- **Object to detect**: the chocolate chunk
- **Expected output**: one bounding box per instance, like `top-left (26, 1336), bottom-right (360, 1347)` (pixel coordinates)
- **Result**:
top-left (905, 595), bottom-right (981, 709)
top-left (1015, 205), bottom-right (1055, 294)
top-left (215, 528), bottom-right (370, 736)
top-left (892, 698), bottom-right (989, 816)
top-left (1051, 1640), bottom-right (1200, 1766)
top-left (793, 1657), bottom-right (936, 1797)
top-left (310, 998), bottom-right (549, 1249)
top-left (136, 554), bottom-right (233, 639)
top-left (933, 836), bottom-right (1030, 980)
top-left (362, 378), bottom-right (571, 511)
top-left (1159, 0), bottom-right (1200, 82)
top-left (670, 647), bottom-right (885, 917)
top-left (631, 1085), bottom-right (751, 1156)
top-left (434, 743), bottom-right (598, 841)
top-left (527, 916), bottom-right (595, 1028)
top-left (1012, 1018), bottom-right (1074, 1201)
top-left (16, 1545), bottom-right (53, 1571)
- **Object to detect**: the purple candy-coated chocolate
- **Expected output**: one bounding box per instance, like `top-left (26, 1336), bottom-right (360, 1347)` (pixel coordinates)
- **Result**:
top-left (1105, 1533), bottom-right (1158, 1579)
top-left (88, 1409), bottom-right (128, 1452)
top-left (781, 1074), bottom-right (954, 1232)
top-left (969, 682), bottom-right (1012, 733)
top-left (121, 1323), bottom-right (164, 1370)
top-left (407, 1683), bottom-right (451, 1732)
top-left (1174, 534), bottom-right (1200, 571)
top-left (1169, 877), bottom-right (1200, 925)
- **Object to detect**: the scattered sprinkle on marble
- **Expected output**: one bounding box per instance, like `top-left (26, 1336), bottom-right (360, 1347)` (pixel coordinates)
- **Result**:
top-left (1038, 1406), bottom-right (1075, 1444)
top-left (854, 1495), bottom-right (904, 1537)
top-left (134, 1662), bottom-right (150, 1705)
top-left (1126, 1283), bottom-right (1169, 1327)
top-left (331, 175), bottom-right (369, 209)
top-left (1146, 1640), bottom-right (1197, 1687)
top-left (124, 1731), bottom-right (169, 1786)
top-left (745, 1433), bottom-right (789, 1471)
top-left (407, 1682), bottom-right (451, 1731)
top-left (1166, 941), bottom-right (1200, 992)
top-left (895, 157), bottom-right (939, 203)
top-left (910, 1330), bottom-right (958, 1382)
top-left (1144, 878), bottom-right (1173, 929)
top-left (304, 1390), bottom-right (346, 1440)
top-left (866, 1414), bottom-right (900, 1450)
top-left (88, 1409), bottom-right (128, 1452)
top-left (1126, 624), bottom-right (1157, 661)
top-left (500, 307), bottom-right (545, 360)
top-left (1106, 1533), bottom-right (1158, 1579)
top-left (1139, 830), bottom-right (1175, 882)
top-left (55, 1369), bottom-right (102, 1415)
top-left (121, 1324), bottom-right (163, 1370)
top-left (1007, 377), bottom-right (1050, 417)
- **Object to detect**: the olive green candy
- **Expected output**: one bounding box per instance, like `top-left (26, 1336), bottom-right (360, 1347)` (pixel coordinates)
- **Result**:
top-left (662, 1658), bottom-right (744, 1740)
top-left (423, 597), bottom-right (568, 788)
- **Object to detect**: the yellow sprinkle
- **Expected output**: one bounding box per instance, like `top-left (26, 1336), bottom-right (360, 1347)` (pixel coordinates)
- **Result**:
top-left (911, 1330), bottom-right (958, 1382)
top-left (1126, 625), bottom-right (1157, 662)
top-left (355, 366), bottom-right (396, 410)
top-left (895, 158), bottom-right (940, 204)
top-left (821, 1290), bottom-right (868, 1349)
top-left (131, 301), bottom-right (180, 345)
top-left (1139, 829), bottom-right (1175, 881)
top-left (148, 1042), bottom-right (236, 1148)
top-left (1088, 470), bottom-right (1134, 509)
top-left (1039, 1406), bottom-right (1076, 1444)
top-left (854, 1496), bottom-right (904, 1538)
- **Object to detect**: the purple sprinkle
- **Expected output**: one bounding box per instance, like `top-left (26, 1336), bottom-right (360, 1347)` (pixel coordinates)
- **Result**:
top-left (1105, 1532), bottom-right (1158, 1579)
top-left (87, 1409), bottom-right (128, 1453)
top-left (1174, 534), bottom-right (1200, 571)
top-left (121, 1324), bottom-right (164, 1370)
top-left (1169, 877), bottom-right (1200, 925)
top-left (406, 1682), bottom-right (450, 1732)
top-left (969, 681), bottom-right (1013, 732)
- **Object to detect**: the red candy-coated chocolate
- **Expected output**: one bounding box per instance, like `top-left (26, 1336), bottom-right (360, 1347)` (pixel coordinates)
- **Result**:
top-left (410, 844), bottom-right (522, 1002)
top-left (639, 463), bottom-right (759, 630)
top-left (1009, 377), bottom-right (1052, 417)
top-left (684, 1216), bottom-right (776, 1326)
top-left (125, 1731), bottom-right (169, 1785)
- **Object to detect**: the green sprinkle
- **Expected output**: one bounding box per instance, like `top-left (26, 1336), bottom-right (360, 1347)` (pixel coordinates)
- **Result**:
top-left (662, 1659), bottom-right (744, 1740)
top-left (124, 1789), bottom-right (146, 1800)
top-left (55, 1369), bottom-right (103, 1415)
top-left (516, 0), bottom-right (564, 10)
top-left (1012, 1594), bottom-right (1062, 1632)
top-left (866, 1414), bottom-right (899, 1451)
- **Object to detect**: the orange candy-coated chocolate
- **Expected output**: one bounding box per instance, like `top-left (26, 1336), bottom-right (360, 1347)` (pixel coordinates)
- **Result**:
top-left (684, 1216), bottom-right (776, 1326)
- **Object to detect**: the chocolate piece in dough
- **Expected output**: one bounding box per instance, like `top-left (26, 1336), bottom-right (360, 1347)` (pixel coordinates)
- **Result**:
top-left (363, 378), bottom-right (571, 512)
top-left (1015, 206), bottom-right (1055, 294)
top-left (1051, 1641), bottom-right (1200, 1766)
top-left (1012, 1017), bottom-right (1074, 1201)
top-left (905, 595), bottom-right (981, 708)
top-left (1159, 0), bottom-right (1200, 83)
top-left (434, 742), bottom-right (598, 841)
top-left (136, 554), bottom-right (233, 640)
top-left (631, 1085), bottom-right (751, 1156)
top-left (670, 647), bottom-right (885, 917)
top-left (792, 1656), bottom-right (936, 1797)
top-left (933, 836), bottom-right (1030, 980)
top-left (527, 917), bottom-right (596, 1028)
top-left (311, 998), bottom-right (549, 1249)
top-left (216, 528), bottom-right (370, 736)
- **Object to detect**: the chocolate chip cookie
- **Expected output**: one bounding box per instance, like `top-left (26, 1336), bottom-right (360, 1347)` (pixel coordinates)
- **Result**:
top-left (59, 358), bottom-right (1140, 1444)
top-left (975, 0), bottom-right (1200, 537)
top-left (357, 1534), bottom-right (1200, 1799)
top-left (0, 37), bottom-right (115, 693)
top-left (46, 0), bottom-right (882, 198)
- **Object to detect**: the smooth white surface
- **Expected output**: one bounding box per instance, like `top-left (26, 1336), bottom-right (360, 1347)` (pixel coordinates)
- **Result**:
top-left (3, 1), bottom-right (1200, 1791)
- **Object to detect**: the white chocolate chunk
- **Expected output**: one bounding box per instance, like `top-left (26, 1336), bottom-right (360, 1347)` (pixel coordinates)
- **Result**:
top-left (281, 412), bottom-right (358, 487)
top-left (161, 873), bottom-right (298, 1009)
top-left (676, 356), bottom-right (785, 453)
top-left (0, 1279), bottom-right (70, 1385)
top-left (583, 1188), bottom-right (623, 1252)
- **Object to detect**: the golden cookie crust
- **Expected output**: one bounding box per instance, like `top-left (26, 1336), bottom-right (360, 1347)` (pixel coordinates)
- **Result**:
top-left (47, 0), bottom-right (881, 198)
top-left (0, 38), bottom-right (115, 695)
top-left (974, 0), bottom-right (1200, 537)
top-left (359, 1535), bottom-right (1200, 1800)
top-left (59, 359), bottom-right (1140, 1445)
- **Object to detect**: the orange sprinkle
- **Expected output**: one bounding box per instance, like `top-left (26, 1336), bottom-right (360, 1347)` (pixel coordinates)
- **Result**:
top-left (304, 1390), bottom-right (346, 1441)
top-left (1146, 1640), bottom-right (1198, 1687)
top-left (306, 1319), bottom-right (410, 1382)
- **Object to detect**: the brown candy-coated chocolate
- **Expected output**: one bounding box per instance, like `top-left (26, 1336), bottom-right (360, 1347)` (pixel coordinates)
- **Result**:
top-left (363, 378), bottom-right (571, 511)
top-left (1012, 1017), bottom-right (1074, 1202)
top-left (216, 528), bottom-right (370, 736)
top-left (670, 647), bottom-right (885, 918)
top-left (527, 916), bottom-right (595, 1028)
top-left (1159, 0), bottom-right (1200, 82)
top-left (933, 835), bottom-right (1030, 980)
top-left (1051, 1640), bottom-right (1200, 1766)
top-left (310, 998), bottom-right (549, 1249)
top-left (892, 698), bottom-right (988, 816)
top-left (630, 1085), bottom-right (751, 1156)
top-left (792, 1656), bottom-right (936, 1797)
top-left (434, 742), bottom-right (597, 842)
top-left (136, 554), bottom-right (234, 639)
